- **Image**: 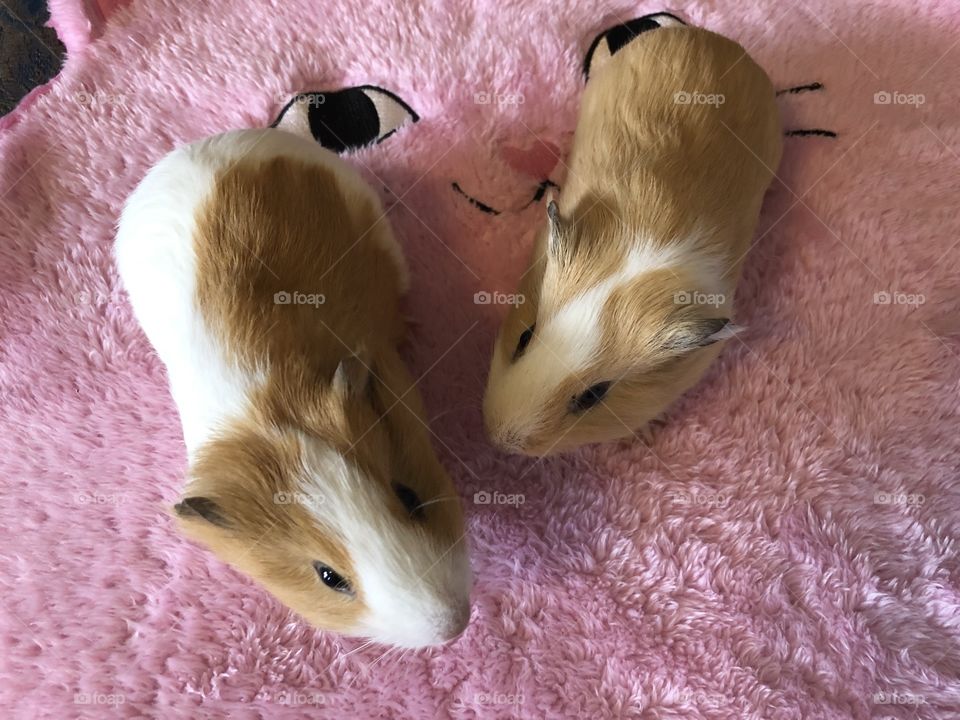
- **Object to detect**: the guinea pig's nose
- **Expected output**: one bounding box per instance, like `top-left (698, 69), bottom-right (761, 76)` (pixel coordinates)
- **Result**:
top-left (500, 141), bottom-right (560, 180)
top-left (493, 427), bottom-right (526, 454)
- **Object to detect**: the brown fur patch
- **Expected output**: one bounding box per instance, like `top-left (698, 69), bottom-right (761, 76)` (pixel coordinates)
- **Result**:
top-left (177, 424), bottom-right (364, 631)
top-left (194, 155), bottom-right (405, 394)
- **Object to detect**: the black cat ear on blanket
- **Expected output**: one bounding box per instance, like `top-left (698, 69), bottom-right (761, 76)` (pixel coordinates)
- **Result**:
top-left (271, 85), bottom-right (419, 153)
top-left (583, 12), bottom-right (686, 80)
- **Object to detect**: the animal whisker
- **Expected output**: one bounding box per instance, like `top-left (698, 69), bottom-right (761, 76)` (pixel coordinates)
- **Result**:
top-left (776, 81), bottom-right (823, 96)
top-left (416, 495), bottom-right (460, 511)
top-left (334, 639), bottom-right (375, 665)
top-left (784, 128), bottom-right (837, 138)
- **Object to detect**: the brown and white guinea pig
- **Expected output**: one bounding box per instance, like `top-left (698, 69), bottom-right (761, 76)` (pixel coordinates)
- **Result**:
top-left (115, 128), bottom-right (471, 648)
top-left (483, 22), bottom-right (783, 456)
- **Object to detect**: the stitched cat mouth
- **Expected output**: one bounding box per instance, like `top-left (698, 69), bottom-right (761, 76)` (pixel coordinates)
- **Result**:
top-left (452, 179), bottom-right (559, 216)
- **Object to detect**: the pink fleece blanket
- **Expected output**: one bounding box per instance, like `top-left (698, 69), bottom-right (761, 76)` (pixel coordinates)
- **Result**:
top-left (1, 1), bottom-right (959, 718)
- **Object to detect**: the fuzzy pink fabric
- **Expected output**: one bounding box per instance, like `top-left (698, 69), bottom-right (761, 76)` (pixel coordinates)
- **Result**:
top-left (2, 1), bottom-right (959, 718)
top-left (47, 0), bottom-right (129, 54)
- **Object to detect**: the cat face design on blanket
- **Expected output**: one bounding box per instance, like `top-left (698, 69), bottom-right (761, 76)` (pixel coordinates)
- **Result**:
top-left (272, 12), bottom-right (836, 218)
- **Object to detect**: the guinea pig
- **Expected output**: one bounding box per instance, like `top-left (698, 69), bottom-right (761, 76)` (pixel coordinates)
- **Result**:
top-left (483, 23), bottom-right (783, 456)
top-left (115, 128), bottom-right (471, 648)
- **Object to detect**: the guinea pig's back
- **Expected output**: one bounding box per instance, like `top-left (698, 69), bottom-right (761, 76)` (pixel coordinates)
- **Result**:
top-left (568, 26), bottom-right (782, 253)
top-left (671, 28), bottom-right (782, 173)
top-left (188, 131), bottom-right (407, 362)
top-left (116, 129), bottom-right (407, 451)
top-left (576, 27), bottom-right (781, 179)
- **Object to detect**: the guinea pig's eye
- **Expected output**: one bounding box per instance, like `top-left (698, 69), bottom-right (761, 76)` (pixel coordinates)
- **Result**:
top-left (313, 562), bottom-right (354, 595)
top-left (272, 85), bottom-right (419, 153)
top-left (392, 482), bottom-right (425, 521)
top-left (512, 325), bottom-right (535, 362)
top-left (568, 381), bottom-right (612, 414)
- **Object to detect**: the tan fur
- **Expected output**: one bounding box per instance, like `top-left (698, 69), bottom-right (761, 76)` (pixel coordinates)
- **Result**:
top-left (175, 424), bottom-right (364, 631)
top-left (484, 26), bottom-right (783, 456)
top-left (176, 154), bottom-right (465, 634)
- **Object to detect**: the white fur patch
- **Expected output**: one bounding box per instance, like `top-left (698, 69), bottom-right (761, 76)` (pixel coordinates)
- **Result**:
top-left (296, 437), bottom-right (470, 648)
top-left (487, 236), bottom-right (729, 446)
top-left (115, 135), bottom-right (258, 456)
top-left (540, 242), bottom-right (690, 373)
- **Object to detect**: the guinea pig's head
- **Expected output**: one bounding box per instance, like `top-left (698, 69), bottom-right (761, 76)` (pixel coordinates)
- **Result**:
top-left (483, 199), bottom-right (740, 456)
top-left (174, 352), bottom-right (471, 648)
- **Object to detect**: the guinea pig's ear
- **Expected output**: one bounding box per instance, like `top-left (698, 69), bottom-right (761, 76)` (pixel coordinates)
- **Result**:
top-left (174, 496), bottom-right (230, 528)
top-left (545, 199), bottom-right (569, 259)
top-left (332, 349), bottom-right (373, 399)
top-left (664, 318), bottom-right (744, 352)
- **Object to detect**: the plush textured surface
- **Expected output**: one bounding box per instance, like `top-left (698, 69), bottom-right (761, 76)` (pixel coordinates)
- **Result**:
top-left (1, 1), bottom-right (959, 718)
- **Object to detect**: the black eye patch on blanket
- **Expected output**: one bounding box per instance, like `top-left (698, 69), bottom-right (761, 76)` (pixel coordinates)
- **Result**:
top-left (271, 85), bottom-right (418, 153)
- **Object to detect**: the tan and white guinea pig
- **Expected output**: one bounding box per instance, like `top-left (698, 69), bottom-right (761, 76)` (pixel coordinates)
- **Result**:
top-left (484, 22), bottom-right (783, 456)
top-left (115, 128), bottom-right (471, 648)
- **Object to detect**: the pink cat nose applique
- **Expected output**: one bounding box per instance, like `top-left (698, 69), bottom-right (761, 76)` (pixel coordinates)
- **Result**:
top-left (500, 141), bottom-right (561, 180)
